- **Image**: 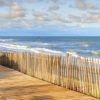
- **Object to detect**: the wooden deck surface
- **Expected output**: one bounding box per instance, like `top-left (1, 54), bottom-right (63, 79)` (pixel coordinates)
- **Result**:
top-left (0, 65), bottom-right (99, 100)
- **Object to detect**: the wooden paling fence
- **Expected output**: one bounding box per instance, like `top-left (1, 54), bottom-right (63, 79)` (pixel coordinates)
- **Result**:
top-left (0, 52), bottom-right (100, 99)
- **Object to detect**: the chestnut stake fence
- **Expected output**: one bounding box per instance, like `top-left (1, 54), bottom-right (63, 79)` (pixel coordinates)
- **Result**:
top-left (0, 52), bottom-right (100, 99)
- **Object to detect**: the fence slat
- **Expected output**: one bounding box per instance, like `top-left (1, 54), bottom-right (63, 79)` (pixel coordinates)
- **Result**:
top-left (0, 52), bottom-right (99, 99)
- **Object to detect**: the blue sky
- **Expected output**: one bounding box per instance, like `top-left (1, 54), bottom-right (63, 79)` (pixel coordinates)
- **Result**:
top-left (0, 0), bottom-right (100, 36)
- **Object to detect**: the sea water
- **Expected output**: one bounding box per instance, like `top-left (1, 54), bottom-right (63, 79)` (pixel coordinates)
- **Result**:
top-left (0, 36), bottom-right (100, 58)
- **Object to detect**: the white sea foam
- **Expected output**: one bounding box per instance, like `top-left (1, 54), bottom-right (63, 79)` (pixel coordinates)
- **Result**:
top-left (78, 42), bottom-right (89, 47)
top-left (91, 51), bottom-right (100, 56)
top-left (0, 39), bottom-right (14, 42)
top-left (0, 43), bottom-right (63, 54)
top-left (82, 44), bottom-right (89, 47)
top-left (66, 51), bottom-right (79, 57)
top-left (34, 48), bottom-right (62, 54)
top-left (32, 42), bottom-right (50, 46)
top-left (32, 42), bottom-right (64, 46)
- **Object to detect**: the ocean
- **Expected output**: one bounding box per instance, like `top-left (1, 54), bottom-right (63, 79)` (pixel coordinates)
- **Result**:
top-left (0, 36), bottom-right (100, 58)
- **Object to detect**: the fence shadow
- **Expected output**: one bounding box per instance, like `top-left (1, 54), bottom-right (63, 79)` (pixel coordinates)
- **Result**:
top-left (0, 54), bottom-right (18, 69)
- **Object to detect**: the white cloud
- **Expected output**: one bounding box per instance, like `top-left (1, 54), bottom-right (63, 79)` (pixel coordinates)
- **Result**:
top-left (48, 4), bottom-right (60, 12)
top-left (0, 0), bottom-right (100, 30)
top-left (10, 2), bottom-right (25, 19)
top-left (0, 1), bottom-right (27, 29)
top-left (0, 0), bottom-right (9, 7)
top-left (75, 0), bottom-right (97, 10)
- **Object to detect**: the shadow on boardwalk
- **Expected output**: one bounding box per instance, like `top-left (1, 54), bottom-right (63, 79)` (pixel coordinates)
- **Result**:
top-left (31, 96), bottom-right (53, 100)
top-left (0, 54), bottom-right (18, 69)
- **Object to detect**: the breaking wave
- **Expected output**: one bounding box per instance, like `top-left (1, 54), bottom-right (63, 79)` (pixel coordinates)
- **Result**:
top-left (0, 43), bottom-right (63, 54)
top-left (0, 39), bottom-right (14, 42)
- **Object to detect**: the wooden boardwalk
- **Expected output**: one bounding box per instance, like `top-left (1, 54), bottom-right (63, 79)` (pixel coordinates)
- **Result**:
top-left (0, 66), bottom-right (99, 100)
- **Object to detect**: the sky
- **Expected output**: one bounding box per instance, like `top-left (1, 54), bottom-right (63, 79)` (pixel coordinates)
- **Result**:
top-left (0, 0), bottom-right (100, 36)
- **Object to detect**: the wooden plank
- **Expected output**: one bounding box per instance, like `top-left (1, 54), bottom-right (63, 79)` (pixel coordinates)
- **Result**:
top-left (0, 65), bottom-right (98, 100)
